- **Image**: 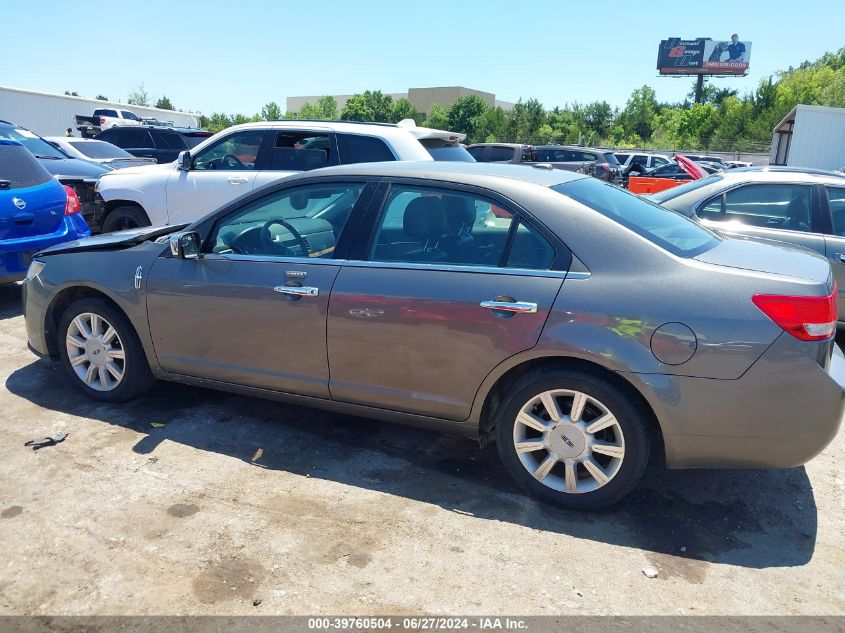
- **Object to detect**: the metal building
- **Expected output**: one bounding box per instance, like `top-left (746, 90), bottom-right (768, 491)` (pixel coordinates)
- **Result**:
top-left (771, 104), bottom-right (845, 171)
top-left (0, 85), bottom-right (200, 137)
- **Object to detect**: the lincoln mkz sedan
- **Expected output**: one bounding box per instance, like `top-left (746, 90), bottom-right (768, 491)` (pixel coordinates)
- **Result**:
top-left (23, 163), bottom-right (845, 509)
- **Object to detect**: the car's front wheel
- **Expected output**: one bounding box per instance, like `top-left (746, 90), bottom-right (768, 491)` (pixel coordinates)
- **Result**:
top-left (58, 298), bottom-right (155, 402)
top-left (102, 205), bottom-right (151, 233)
top-left (495, 368), bottom-right (651, 510)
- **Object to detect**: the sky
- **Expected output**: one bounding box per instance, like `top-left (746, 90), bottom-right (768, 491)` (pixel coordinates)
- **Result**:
top-left (2, 0), bottom-right (843, 115)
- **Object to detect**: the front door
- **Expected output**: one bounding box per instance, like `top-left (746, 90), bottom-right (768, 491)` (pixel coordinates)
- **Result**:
top-left (328, 182), bottom-right (566, 421)
top-left (165, 129), bottom-right (272, 225)
top-left (147, 179), bottom-right (370, 396)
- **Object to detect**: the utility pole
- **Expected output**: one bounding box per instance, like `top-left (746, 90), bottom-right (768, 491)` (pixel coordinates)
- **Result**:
top-left (694, 74), bottom-right (705, 103)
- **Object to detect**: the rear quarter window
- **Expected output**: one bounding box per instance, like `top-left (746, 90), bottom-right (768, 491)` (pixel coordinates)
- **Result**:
top-left (336, 134), bottom-right (395, 164)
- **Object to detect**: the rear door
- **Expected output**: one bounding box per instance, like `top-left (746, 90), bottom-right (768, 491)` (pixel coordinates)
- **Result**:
top-left (820, 184), bottom-right (845, 311)
top-left (166, 129), bottom-right (272, 225)
top-left (695, 182), bottom-right (826, 257)
top-left (327, 180), bottom-right (566, 421)
top-left (121, 128), bottom-right (157, 160)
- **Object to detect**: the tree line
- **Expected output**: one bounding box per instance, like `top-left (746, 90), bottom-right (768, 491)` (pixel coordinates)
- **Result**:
top-left (69, 46), bottom-right (845, 152)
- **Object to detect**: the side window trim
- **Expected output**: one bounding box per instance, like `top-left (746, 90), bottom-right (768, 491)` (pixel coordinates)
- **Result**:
top-left (350, 178), bottom-right (567, 272)
top-left (197, 177), bottom-right (377, 261)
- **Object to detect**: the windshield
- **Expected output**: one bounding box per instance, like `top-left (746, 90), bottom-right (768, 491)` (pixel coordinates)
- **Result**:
top-left (69, 140), bottom-right (133, 159)
top-left (650, 175), bottom-right (724, 203)
top-left (553, 178), bottom-right (720, 257)
top-left (0, 127), bottom-right (66, 159)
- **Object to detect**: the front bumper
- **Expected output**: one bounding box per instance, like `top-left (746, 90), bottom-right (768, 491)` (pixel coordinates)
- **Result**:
top-left (629, 333), bottom-right (845, 469)
top-left (0, 216), bottom-right (90, 284)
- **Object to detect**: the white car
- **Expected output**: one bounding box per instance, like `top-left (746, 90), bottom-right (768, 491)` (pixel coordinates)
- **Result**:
top-left (93, 120), bottom-right (468, 232)
top-left (46, 137), bottom-right (156, 170)
top-left (613, 151), bottom-right (672, 171)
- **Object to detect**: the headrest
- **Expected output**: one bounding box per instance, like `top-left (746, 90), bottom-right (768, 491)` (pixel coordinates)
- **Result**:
top-left (441, 195), bottom-right (475, 231)
top-left (403, 196), bottom-right (447, 241)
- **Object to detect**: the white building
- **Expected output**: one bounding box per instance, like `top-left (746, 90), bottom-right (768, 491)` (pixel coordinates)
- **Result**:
top-left (771, 104), bottom-right (845, 171)
top-left (0, 85), bottom-right (201, 136)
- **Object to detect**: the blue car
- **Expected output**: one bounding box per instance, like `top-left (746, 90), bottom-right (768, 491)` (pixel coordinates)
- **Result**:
top-left (1, 140), bottom-right (91, 284)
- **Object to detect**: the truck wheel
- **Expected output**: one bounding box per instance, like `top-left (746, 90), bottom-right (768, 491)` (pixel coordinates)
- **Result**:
top-left (102, 205), bottom-right (151, 233)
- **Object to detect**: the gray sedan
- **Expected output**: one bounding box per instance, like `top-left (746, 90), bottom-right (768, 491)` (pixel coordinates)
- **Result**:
top-left (22, 163), bottom-right (845, 509)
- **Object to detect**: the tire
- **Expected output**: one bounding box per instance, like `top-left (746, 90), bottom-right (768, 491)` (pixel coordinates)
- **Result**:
top-left (57, 298), bottom-right (156, 402)
top-left (101, 205), bottom-right (151, 233)
top-left (494, 368), bottom-right (651, 510)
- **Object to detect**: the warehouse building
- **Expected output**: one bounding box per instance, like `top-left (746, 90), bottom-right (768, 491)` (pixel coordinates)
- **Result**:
top-left (287, 86), bottom-right (514, 117)
top-left (0, 86), bottom-right (200, 137)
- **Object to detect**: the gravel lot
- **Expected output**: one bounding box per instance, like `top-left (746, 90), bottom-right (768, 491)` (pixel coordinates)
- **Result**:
top-left (0, 282), bottom-right (843, 616)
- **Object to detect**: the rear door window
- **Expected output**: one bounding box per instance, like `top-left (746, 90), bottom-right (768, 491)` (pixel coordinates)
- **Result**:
top-left (827, 187), bottom-right (845, 236)
top-left (717, 184), bottom-right (814, 232)
top-left (335, 134), bottom-right (393, 164)
top-left (123, 128), bottom-right (154, 148)
top-left (630, 155), bottom-right (649, 167)
top-left (152, 131), bottom-right (188, 150)
top-left (121, 111), bottom-right (140, 121)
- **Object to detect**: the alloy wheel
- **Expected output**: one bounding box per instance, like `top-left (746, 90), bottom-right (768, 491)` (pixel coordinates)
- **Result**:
top-left (65, 312), bottom-right (126, 392)
top-left (513, 389), bottom-right (625, 494)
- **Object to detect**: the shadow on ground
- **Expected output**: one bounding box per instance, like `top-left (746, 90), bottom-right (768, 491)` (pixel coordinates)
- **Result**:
top-left (0, 284), bottom-right (22, 321)
top-left (6, 353), bottom-right (819, 575)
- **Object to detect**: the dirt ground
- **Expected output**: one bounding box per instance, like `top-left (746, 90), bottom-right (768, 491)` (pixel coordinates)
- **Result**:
top-left (0, 283), bottom-right (842, 616)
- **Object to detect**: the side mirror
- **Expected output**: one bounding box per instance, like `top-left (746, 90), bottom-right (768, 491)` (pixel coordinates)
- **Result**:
top-left (178, 150), bottom-right (192, 171)
top-left (169, 231), bottom-right (201, 259)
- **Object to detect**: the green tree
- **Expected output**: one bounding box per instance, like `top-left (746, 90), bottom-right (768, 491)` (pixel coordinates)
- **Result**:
top-left (64, 90), bottom-right (80, 97)
top-left (340, 90), bottom-right (394, 122)
top-left (475, 107), bottom-right (508, 142)
top-left (447, 95), bottom-right (489, 140)
top-left (261, 101), bottom-right (283, 120)
top-left (95, 94), bottom-right (108, 101)
top-left (390, 98), bottom-right (419, 124)
top-left (127, 83), bottom-right (149, 107)
top-left (423, 103), bottom-right (450, 130)
top-left (155, 95), bottom-right (174, 110)
top-left (618, 86), bottom-right (658, 140)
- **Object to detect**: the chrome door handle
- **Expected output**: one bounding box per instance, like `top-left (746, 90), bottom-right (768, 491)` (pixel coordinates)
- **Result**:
top-left (480, 300), bottom-right (537, 314)
top-left (227, 177), bottom-right (248, 184)
top-left (274, 285), bottom-right (319, 297)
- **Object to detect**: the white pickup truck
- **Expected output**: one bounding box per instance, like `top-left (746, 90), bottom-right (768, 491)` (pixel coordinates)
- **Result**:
top-left (92, 119), bottom-right (470, 233)
top-left (75, 108), bottom-right (141, 137)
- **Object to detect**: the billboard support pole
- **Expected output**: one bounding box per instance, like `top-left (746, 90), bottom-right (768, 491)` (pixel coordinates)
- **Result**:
top-left (694, 74), bottom-right (705, 103)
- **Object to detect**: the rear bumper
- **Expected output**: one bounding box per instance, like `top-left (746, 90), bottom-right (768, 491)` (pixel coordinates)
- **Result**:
top-left (627, 333), bottom-right (845, 468)
top-left (0, 216), bottom-right (90, 283)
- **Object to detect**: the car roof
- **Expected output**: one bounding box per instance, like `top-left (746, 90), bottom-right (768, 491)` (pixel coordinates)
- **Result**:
top-left (106, 124), bottom-right (207, 133)
top-left (45, 136), bottom-right (101, 142)
top-left (467, 142), bottom-right (529, 148)
top-left (719, 166), bottom-right (845, 182)
top-left (535, 144), bottom-right (610, 152)
top-left (295, 161), bottom-right (588, 187)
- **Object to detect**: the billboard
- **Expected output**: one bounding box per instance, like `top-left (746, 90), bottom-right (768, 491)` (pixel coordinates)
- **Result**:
top-left (657, 37), bottom-right (751, 75)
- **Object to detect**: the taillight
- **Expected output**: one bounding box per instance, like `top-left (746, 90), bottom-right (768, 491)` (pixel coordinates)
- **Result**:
top-left (752, 283), bottom-right (838, 341)
top-left (99, 116), bottom-right (105, 125)
top-left (63, 185), bottom-right (81, 215)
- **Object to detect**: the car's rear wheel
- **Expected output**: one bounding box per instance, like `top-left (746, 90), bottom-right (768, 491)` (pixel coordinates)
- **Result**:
top-left (102, 205), bottom-right (151, 233)
top-left (58, 298), bottom-right (155, 402)
top-left (495, 368), bottom-right (650, 510)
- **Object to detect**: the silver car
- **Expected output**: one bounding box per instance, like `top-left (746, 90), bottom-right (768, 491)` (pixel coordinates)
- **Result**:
top-left (652, 167), bottom-right (845, 321)
top-left (23, 163), bottom-right (845, 509)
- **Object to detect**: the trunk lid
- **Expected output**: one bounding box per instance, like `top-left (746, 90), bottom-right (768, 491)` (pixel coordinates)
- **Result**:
top-left (695, 235), bottom-right (832, 286)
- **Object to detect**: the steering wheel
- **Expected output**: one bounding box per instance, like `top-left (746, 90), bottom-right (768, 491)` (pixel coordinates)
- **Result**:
top-left (221, 153), bottom-right (245, 168)
top-left (261, 220), bottom-right (311, 257)
top-left (226, 226), bottom-right (263, 254)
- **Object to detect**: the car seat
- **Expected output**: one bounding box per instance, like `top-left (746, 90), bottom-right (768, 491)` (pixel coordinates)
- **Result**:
top-left (400, 197), bottom-right (448, 262)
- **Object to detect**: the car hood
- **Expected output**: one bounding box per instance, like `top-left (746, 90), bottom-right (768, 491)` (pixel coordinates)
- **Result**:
top-left (36, 224), bottom-right (187, 257)
top-left (99, 161), bottom-right (174, 178)
top-left (695, 235), bottom-right (832, 284)
top-left (39, 156), bottom-right (110, 179)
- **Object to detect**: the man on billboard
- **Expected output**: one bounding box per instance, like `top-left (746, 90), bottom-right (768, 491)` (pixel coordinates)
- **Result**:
top-left (728, 34), bottom-right (746, 61)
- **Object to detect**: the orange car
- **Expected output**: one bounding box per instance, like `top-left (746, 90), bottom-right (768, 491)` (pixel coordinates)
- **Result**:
top-left (628, 155), bottom-right (709, 194)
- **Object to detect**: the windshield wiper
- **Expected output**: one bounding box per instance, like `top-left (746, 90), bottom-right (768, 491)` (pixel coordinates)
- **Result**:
top-left (34, 155), bottom-right (62, 160)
